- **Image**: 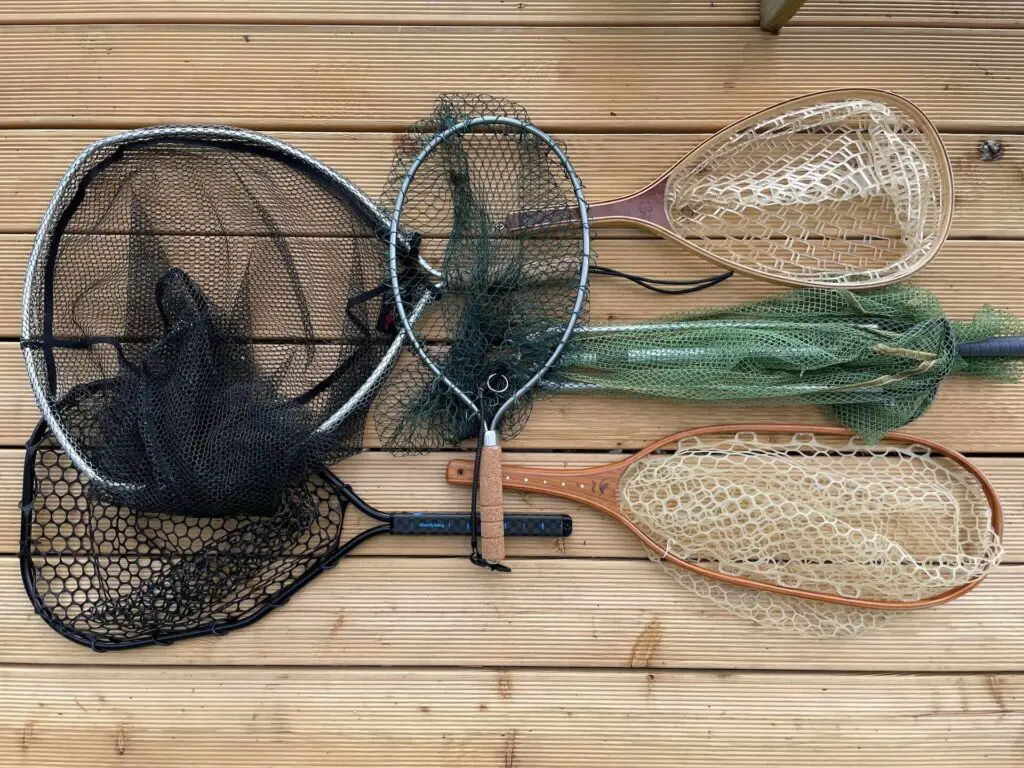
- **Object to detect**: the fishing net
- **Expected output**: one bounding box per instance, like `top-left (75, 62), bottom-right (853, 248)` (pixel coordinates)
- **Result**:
top-left (552, 285), bottom-right (1024, 442)
top-left (622, 430), bottom-right (1003, 637)
top-left (659, 93), bottom-right (950, 287)
top-left (376, 94), bottom-right (589, 452)
top-left (22, 417), bottom-right (349, 649)
top-left (20, 127), bottom-right (406, 647)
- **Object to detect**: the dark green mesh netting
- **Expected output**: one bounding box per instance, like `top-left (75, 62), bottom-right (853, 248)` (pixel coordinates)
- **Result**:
top-left (376, 94), bottom-right (589, 451)
top-left (550, 285), bottom-right (1024, 442)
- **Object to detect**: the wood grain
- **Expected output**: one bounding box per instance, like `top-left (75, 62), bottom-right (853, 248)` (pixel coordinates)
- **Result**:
top-left (761, 0), bottom-right (807, 33)
top-left (0, 1), bottom-right (760, 25)
top-left (7, 235), bottom-right (1024, 338)
top-left (3, 557), bottom-right (1023, 669)
top-left (0, 26), bottom-right (1023, 131)
top-left (2, 666), bottom-right (1022, 767)
top-left (2, 13), bottom-right (1023, 766)
top-left (799, 0), bottom-right (1024, 29)
top-left (6, 347), bottom-right (1024, 451)
top-left (3, 131), bottom-right (1023, 237)
top-left (5, 1), bottom-right (1023, 29)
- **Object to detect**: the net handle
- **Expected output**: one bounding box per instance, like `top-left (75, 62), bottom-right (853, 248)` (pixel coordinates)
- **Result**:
top-left (477, 439), bottom-right (506, 562)
top-left (446, 423), bottom-right (1002, 610)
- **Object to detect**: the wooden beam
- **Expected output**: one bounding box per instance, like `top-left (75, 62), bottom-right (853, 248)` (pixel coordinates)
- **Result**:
top-left (8, 448), bottom-right (1024, 559)
top-left (2, 131), bottom-right (1022, 238)
top-left (5, 351), bottom-right (1024, 452)
top-left (5, 1), bottom-right (1022, 30)
top-left (5, 559), bottom-right (1024, 669)
top-left (0, 26), bottom-right (1023, 131)
top-left (3, 666), bottom-right (1022, 767)
top-left (0, 1), bottom-right (760, 26)
top-left (797, 1), bottom-right (1024, 30)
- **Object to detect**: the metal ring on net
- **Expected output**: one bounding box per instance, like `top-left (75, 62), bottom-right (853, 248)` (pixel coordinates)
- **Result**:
top-left (21, 124), bottom-right (419, 509)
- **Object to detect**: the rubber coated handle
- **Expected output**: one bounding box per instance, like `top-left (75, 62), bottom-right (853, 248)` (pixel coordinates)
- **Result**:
top-left (390, 513), bottom-right (571, 537)
top-left (957, 336), bottom-right (1024, 358)
top-left (478, 444), bottom-right (506, 563)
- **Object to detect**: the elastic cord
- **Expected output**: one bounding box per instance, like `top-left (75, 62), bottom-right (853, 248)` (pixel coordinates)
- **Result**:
top-left (590, 265), bottom-right (733, 295)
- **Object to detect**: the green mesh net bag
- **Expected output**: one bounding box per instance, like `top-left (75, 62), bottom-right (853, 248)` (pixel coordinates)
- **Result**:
top-left (549, 285), bottom-right (1024, 442)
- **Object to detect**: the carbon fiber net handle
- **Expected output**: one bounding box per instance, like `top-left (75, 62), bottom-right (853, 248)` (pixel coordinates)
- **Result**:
top-left (958, 336), bottom-right (1024, 357)
top-left (390, 512), bottom-right (571, 537)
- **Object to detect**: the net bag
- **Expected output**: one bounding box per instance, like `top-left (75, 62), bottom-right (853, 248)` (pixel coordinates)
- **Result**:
top-left (623, 430), bottom-right (1003, 636)
top-left (375, 94), bottom-right (590, 455)
top-left (552, 285), bottom-right (1024, 442)
top-left (20, 126), bottom-right (408, 647)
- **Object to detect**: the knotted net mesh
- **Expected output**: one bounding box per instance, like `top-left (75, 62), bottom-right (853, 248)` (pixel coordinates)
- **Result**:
top-left (20, 127), bottom-right (402, 647)
top-left (664, 94), bottom-right (949, 286)
top-left (620, 430), bottom-right (1002, 637)
top-left (376, 94), bottom-right (588, 451)
top-left (552, 285), bottom-right (1024, 443)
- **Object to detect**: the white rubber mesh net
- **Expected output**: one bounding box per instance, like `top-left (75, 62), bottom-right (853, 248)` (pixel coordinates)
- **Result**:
top-left (665, 98), bottom-right (946, 286)
top-left (619, 430), bottom-right (1002, 637)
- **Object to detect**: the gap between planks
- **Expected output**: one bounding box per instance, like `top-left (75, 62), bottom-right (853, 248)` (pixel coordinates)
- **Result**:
top-left (3, 558), bottom-right (1024, 670)
top-left (5, 448), bottom-right (1024, 560)
top-left (5, 349), bottom-right (1024, 451)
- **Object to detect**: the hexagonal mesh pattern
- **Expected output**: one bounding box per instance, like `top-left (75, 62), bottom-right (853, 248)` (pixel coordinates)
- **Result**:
top-left (620, 430), bottom-right (1003, 636)
top-left (22, 420), bottom-right (347, 649)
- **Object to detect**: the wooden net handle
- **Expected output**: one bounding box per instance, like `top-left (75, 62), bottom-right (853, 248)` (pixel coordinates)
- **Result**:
top-left (477, 444), bottom-right (506, 563)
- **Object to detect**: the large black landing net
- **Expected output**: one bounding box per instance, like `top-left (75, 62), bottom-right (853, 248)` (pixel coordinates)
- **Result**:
top-left (20, 127), bottom-right (401, 648)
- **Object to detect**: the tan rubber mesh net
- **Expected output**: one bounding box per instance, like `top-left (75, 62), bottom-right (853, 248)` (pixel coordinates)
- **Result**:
top-left (665, 97), bottom-right (947, 286)
top-left (619, 430), bottom-right (1002, 637)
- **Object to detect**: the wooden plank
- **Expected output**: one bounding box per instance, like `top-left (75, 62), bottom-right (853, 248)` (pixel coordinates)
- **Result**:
top-left (3, 557), bottom-right (1023, 669)
top-left (0, 1), bottom-right (759, 25)
top-left (2, 666), bottom-right (1022, 767)
top-left (798, 0), bottom-right (1024, 29)
top-left (485, 382), bottom-right (1024, 453)
top-left (0, 449), bottom-right (22, 553)
top-left (0, 26), bottom-right (1023, 131)
top-left (7, 447), bottom-right (1024, 560)
top-left (5, 347), bottom-right (1024, 451)
top-left (6, 235), bottom-right (1024, 337)
top-left (2, 131), bottom-right (1022, 238)
top-left (5, 0), bottom-right (1022, 29)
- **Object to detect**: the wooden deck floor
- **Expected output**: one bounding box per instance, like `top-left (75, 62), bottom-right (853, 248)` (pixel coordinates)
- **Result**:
top-left (2, 2), bottom-right (1023, 765)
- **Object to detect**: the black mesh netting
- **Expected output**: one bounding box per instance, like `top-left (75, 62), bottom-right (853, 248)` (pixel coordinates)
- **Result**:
top-left (20, 127), bottom-right (403, 647)
top-left (376, 94), bottom-right (589, 451)
top-left (21, 415), bottom-right (348, 649)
